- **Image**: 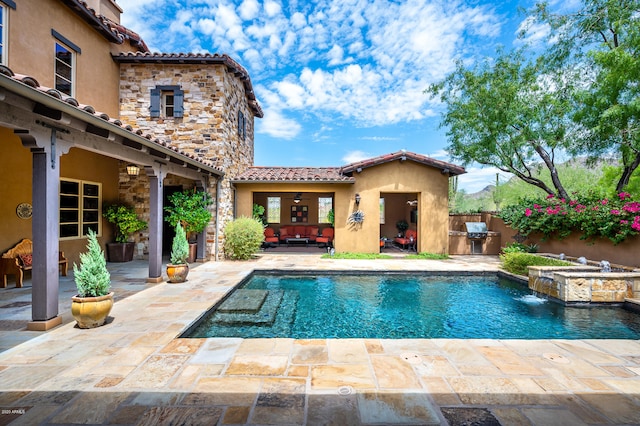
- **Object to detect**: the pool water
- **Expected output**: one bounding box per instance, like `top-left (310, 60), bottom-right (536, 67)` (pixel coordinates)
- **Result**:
top-left (185, 273), bottom-right (640, 339)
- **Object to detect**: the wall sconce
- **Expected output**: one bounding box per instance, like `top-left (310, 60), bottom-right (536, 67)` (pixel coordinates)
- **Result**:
top-left (293, 193), bottom-right (302, 204)
top-left (126, 164), bottom-right (140, 176)
top-left (355, 193), bottom-right (361, 205)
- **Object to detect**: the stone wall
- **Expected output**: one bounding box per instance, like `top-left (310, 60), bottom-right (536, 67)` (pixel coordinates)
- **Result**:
top-left (118, 63), bottom-right (255, 259)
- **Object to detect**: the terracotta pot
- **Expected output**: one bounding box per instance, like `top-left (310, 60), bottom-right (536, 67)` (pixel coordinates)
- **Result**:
top-left (71, 292), bottom-right (114, 329)
top-left (167, 263), bottom-right (189, 283)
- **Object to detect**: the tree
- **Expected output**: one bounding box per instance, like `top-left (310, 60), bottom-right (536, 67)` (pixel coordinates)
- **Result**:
top-left (428, 49), bottom-right (578, 199)
top-left (527, 0), bottom-right (640, 192)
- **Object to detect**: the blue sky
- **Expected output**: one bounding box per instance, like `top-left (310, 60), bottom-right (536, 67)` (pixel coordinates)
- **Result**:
top-left (117, 0), bottom-right (554, 192)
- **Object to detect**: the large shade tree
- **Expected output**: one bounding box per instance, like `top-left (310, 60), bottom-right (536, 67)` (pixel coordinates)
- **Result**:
top-left (430, 0), bottom-right (639, 197)
top-left (428, 50), bottom-right (578, 199)
top-left (530, 0), bottom-right (640, 192)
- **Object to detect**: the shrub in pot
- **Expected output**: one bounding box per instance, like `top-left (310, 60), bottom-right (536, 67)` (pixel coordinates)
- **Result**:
top-left (396, 219), bottom-right (409, 237)
top-left (103, 204), bottom-right (147, 262)
top-left (167, 223), bottom-right (190, 283)
top-left (71, 229), bottom-right (113, 328)
top-left (164, 189), bottom-right (213, 262)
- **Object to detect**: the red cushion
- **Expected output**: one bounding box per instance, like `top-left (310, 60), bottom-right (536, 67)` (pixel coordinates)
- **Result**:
top-left (294, 226), bottom-right (306, 236)
top-left (18, 253), bottom-right (33, 267)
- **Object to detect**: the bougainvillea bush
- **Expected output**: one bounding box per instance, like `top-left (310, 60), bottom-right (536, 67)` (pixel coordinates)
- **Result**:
top-left (499, 192), bottom-right (640, 245)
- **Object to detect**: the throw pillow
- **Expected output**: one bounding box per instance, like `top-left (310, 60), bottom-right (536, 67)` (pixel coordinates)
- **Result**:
top-left (18, 253), bottom-right (33, 267)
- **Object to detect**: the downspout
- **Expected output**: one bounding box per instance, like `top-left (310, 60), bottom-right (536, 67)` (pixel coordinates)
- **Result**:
top-left (215, 177), bottom-right (221, 262)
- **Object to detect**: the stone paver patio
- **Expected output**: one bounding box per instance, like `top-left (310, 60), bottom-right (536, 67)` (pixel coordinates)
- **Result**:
top-left (1, 254), bottom-right (640, 425)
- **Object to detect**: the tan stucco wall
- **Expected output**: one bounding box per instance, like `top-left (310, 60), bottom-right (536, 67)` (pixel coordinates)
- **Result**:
top-left (0, 127), bottom-right (120, 265)
top-left (6, 0), bottom-right (123, 116)
top-left (235, 160), bottom-right (451, 254)
top-left (344, 161), bottom-right (450, 254)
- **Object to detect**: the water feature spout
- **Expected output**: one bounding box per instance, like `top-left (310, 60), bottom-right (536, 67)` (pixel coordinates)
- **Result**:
top-left (600, 260), bottom-right (611, 273)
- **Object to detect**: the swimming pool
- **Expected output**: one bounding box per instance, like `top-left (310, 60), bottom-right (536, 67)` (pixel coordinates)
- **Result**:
top-left (184, 272), bottom-right (640, 339)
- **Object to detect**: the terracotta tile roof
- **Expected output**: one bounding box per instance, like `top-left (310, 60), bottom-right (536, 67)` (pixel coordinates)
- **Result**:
top-left (341, 150), bottom-right (466, 176)
top-left (113, 52), bottom-right (263, 118)
top-left (233, 167), bottom-right (355, 183)
top-left (60, 0), bottom-right (124, 44)
top-left (0, 65), bottom-right (222, 176)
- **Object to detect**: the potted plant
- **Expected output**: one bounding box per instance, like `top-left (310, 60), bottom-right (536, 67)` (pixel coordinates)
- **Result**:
top-left (396, 219), bottom-right (409, 237)
top-left (164, 189), bottom-right (213, 262)
top-left (166, 223), bottom-right (190, 283)
top-left (103, 204), bottom-right (147, 262)
top-left (71, 229), bottom-right (113, 328)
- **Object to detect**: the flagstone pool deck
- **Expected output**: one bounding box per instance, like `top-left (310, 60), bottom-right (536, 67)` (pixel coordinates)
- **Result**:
top-left (1, 254), bottom-right (640, 425)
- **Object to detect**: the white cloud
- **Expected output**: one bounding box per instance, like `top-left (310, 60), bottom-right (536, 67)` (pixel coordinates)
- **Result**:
top-left (342, 150), bottom-right (371, 164)
top-left (515, 16), bottom-right (551, 47)
top-left (238, 0), bottom-right (260, 20)
top-left (256, 108), bottom-right (302, 139)
top-left (430, 149), bottom-right (450, 160)
top-left (457, 166), bottom-right (512, 193)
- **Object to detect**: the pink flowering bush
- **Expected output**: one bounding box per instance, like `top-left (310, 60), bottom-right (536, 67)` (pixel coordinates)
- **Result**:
top-left (499, 192), bottom-right (640, 244)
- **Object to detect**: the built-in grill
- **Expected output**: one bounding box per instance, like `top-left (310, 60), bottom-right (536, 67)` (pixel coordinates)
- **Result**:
top-left (465, 222), bottom-right (488, 239)
top-left (464, 222), bottom-right (488, 254)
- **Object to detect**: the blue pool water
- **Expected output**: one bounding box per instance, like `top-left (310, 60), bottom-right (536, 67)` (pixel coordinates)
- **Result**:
top-left (185, 273), bottom-right (640, 339)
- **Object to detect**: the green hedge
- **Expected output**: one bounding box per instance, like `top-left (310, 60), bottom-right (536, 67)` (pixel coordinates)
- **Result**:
top-left (500, 252), bottom-right (572, 276)
top-left (224, 217), bottom-right (265, 260)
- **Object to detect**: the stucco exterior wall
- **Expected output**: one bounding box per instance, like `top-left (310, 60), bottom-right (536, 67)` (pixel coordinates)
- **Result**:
top-left (343, 161), bottom-right (450, 254)
top-left (118, 63), bottom-right (255, 259)
top-left (6, 0), bottom-right (122, 116)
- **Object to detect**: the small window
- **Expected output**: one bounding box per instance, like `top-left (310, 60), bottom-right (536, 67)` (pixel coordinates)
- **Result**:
top-left (318, 197), bottom-right (333, 223)
top-left (0, 5), bottom-right (6, 66)
top-left (238, 110), bottom-right (246, 140)
top-left (0, 1), bottom-right (14, 66)
top-left (60, 179), bottom-right (101, 239)
top-left (55, 42), bottom-right (74, 96)
top-left (267, 197), bottom-right (280, 223)
top-left (150, 85), bottom-right (184, 118)
top-left (379, 198), bottom-right (385, 224)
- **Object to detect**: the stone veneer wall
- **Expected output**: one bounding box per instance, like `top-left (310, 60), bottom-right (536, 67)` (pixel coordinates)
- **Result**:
top-left (117, 63), bottom-right (255, 259)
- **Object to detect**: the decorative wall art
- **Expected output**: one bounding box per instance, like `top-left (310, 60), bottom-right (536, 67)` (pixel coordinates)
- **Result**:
top-left (290, 205), bottom-right (308, 223)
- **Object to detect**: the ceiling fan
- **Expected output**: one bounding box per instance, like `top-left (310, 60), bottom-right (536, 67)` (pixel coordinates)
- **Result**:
top-left (286, 192), bottom-right (310, 204)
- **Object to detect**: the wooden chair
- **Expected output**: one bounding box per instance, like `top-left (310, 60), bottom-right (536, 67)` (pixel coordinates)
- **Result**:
top-left (0, 239), bottom-right (68, 288)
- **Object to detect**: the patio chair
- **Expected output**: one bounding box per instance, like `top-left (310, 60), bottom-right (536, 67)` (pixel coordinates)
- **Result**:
top-left (316, 228), bottom-right (334, 248)
top-left (263, 227), bottom-right (279, 248)
top-left (394, 229), bottom-right (417, 251)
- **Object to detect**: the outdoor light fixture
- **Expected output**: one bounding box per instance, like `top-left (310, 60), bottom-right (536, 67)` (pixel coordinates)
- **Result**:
top-left (355, 193), bottom-right (361, 205)
top-left (294, 193), bottom-right (302, 204)
top-left (126, 164), bottom-right (140, 176)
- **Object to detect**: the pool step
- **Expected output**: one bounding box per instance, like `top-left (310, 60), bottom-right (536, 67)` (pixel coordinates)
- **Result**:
top-left (217, 289), bottom-right (268, 313)
top-left (212, 290), bottom-right (285, 325)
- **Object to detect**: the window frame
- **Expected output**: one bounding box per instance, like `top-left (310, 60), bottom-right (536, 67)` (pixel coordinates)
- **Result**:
top-left (318, 197), bottom-right (333, 224)
top-left (267, 196), bottom-right (281, 224)
top-left (238, 110), bottom-right (246, 140)
top-left (59, 178), bottom-right (102, 240)
top-left (0, 2), bottom-right (10, 66)
top-left (51, 30), bottom-right (80, 97)
top-left (150, 85), bottom-right (184, 118)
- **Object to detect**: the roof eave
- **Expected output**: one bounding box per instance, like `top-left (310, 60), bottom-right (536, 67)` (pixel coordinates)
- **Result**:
top-left (0, 72), bottom-right (223, 177)
top-left (231, 179), bottom-right (355, 184)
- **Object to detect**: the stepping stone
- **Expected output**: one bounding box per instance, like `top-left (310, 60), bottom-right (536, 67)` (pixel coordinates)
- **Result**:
top-left (217, 289), bottom-right (268, 313)
top-left (213, 290), bottom-right (284, 325)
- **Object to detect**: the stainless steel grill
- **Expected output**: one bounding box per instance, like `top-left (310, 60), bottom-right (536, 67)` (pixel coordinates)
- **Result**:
top-left (465, 222), bottom-right (488, 240)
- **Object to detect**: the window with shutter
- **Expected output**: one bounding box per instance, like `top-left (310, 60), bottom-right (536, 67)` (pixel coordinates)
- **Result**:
top-left (150, 85), bottom-right (183, 118)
